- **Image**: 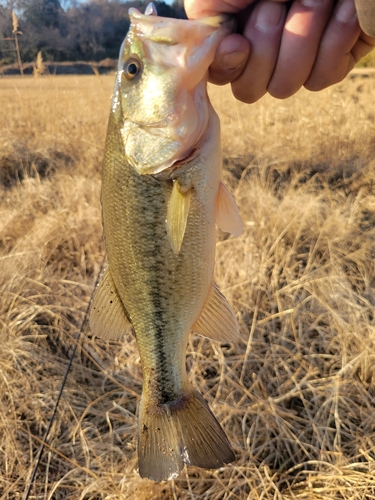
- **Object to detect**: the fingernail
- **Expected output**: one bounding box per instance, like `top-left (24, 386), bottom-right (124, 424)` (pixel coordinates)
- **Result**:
top-left (336, 0), bottom-right (357, 23)
top-left (254, 2), bottom-right (284, 32)
top-left (221, 52), bottom-right (247, 71)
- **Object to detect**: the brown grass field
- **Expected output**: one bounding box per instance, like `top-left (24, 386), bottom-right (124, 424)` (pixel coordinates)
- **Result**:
top-left (1, 71), bottom-right (375, 499)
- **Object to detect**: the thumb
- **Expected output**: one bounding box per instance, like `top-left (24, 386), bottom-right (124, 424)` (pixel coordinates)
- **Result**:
top-left (208, 34), bottom-right (250, 85)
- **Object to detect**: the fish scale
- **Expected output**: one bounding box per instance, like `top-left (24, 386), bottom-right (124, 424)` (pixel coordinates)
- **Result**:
top-left (103, 109), bottom-right (211, 401)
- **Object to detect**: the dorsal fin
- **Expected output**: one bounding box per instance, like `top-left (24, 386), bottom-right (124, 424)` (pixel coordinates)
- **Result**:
top-left (89, 266), bottom-right (132, 340)
top-left (192, 282), bottom-right (240, 343)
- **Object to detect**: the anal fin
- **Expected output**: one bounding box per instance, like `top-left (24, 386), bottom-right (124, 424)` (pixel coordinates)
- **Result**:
top-left (192, 282), bottom-right (240, 343)
top-left (166, 180), bottom-right (191, 254)
top-left (138, 387), bottom-right (235, 482)
top-left (216, 181), bottom-right (243, 237)
top-left (89, 266), bottom-right (132, 340)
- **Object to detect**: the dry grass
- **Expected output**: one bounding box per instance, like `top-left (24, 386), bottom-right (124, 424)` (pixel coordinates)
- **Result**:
top-left (356, 48), bottom-right (375, 68)
top-left (1, 71), bottom-right (375, 499)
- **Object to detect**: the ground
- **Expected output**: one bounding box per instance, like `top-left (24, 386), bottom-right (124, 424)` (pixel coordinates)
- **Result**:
top-left (1, 72), bottom-right (375, 499)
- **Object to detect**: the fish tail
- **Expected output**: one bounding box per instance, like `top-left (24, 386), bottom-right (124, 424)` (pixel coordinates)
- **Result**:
top-left (138, 387), bottom-right (235, 481)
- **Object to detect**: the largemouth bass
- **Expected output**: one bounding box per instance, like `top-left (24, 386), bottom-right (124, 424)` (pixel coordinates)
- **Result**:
top-left (90, 3), bottom-right (243, 482)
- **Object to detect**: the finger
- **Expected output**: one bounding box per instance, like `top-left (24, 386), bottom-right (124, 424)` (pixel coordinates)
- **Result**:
top-left (304, 0), bottom-right (364, 90)
top-left (208, 34), bottom-right (250, 85)
top-left (268, 0), bottom-right (335, 99)
top-left (230, 1), bottom-right (287, 103)
top-left (185, 0), bottom-right (257, 19)
top-left (352, 32), bottom-right (375, 63)
top-left (184, 0), bottom-right (287, 19)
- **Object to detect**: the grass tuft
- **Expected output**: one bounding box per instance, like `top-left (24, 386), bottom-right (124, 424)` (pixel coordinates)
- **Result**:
top-left (1, 73), bottom-right (375, 499)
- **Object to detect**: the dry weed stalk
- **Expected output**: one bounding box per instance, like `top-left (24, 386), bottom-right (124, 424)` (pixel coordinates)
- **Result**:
top-left (1, 75), bottom-right (375, 499)
top-left (11, 10), bottom-right (23, 76)
top-left (11, 10), bottom-right (18, 32)
top-left (33, 51), bottom-right (45, 77)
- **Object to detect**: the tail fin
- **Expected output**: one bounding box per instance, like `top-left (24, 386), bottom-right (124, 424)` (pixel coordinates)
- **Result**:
top-left (138, 388), bottom-right (235, 481)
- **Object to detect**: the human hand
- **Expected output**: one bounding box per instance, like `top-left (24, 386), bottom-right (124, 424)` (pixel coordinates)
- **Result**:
top-left (185, 0), bottom-right (375, 103)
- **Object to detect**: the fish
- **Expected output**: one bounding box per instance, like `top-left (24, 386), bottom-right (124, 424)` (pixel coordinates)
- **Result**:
top-left (89, 2), bottom-right (243, 482)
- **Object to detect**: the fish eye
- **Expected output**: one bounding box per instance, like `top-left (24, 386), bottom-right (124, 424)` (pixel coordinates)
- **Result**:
top-left (123, 57), bottom-right (142, 80)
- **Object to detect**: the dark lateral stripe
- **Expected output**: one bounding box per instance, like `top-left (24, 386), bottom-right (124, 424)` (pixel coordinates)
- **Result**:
top-left (152, 306), bottom-right (172, 404)
top-left (147, 219), bottom-right (176, 405)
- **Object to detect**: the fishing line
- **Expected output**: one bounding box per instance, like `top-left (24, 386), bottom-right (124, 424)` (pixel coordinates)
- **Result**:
top-left (23, 256), bottom-right (105, 500)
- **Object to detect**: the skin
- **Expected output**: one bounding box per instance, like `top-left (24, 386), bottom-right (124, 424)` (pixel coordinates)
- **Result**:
top-left (185, 0), bottom-right (375, 103)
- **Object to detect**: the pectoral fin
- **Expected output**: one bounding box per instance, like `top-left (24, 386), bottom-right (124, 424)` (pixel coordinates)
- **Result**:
top-left (89, 266), bottom-right (132, 340)
top-left (192, 282), bottom-right (240, 343)
top-left (166, 180), bottom-right (191, 254)
top-left (216, 181), bottom-right (243, 237)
